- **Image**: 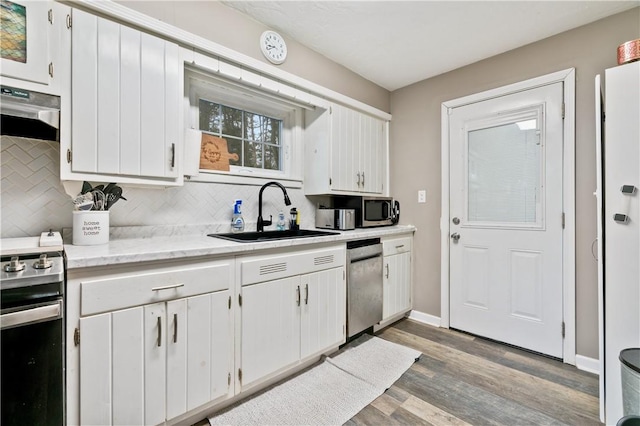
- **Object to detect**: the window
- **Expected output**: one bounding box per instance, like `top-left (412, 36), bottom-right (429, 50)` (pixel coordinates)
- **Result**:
top-left (186, 68), bottom-right (304, 184)
top-left (198, 99), bottom-right (282, 171)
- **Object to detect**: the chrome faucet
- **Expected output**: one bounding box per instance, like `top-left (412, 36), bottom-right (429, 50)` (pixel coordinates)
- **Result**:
top-left (257, 181), bottom-right (292, 232)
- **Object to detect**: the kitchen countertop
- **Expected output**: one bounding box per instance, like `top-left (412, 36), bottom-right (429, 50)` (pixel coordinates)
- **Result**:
top-left (64, 225), bottom-right (416, 270)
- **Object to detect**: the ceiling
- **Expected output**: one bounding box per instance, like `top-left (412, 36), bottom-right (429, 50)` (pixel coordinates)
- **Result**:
top-left (222, 1), bottom-right (639, 91)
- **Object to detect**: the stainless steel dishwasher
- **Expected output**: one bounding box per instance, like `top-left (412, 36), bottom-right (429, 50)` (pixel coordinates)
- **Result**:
top-left (346, 238), bottom-right (383, 338)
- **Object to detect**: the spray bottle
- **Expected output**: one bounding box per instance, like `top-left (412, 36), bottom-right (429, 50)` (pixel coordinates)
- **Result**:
top-left (231, 200), bottom-right (245, 233)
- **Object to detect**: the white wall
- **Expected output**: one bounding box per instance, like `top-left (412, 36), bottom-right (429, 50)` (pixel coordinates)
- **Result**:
top-left (1, 136), bottom-right (317, 238)
top-left (2, 1), bottom-right (388, 239)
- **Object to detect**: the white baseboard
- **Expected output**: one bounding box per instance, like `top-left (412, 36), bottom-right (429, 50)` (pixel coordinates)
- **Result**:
top-left (408, 310), bottom-right (441, 328)
top-left (575, 355), bottom-right (600, 376)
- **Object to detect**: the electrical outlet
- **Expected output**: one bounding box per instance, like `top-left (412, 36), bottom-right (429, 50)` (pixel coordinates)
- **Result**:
top-left (418, 190), bottom-right (426, 203)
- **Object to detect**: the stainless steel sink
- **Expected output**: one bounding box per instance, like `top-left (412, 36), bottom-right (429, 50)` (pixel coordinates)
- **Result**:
top-left (208, 229), bottom-right (339, 243)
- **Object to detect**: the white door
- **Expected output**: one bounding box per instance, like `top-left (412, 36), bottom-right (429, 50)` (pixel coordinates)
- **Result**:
top-left (449, 82), bottom-right (564, 358)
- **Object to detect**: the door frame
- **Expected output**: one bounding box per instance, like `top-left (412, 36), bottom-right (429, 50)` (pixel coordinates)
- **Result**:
top-left (440, 68), bottom-right (576, 364)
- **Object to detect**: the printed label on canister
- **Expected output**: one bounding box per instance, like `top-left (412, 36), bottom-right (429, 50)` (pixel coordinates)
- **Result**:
top-left (72, 211), bottom-right (110, 245)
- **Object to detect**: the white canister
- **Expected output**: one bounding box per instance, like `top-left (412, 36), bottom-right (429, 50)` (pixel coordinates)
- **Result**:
top-left (72, 210), bottom-right (110, 245)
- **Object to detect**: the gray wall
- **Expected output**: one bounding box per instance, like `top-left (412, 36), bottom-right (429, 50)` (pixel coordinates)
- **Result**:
top-left (116, 1), bottom-right (391, 113)
top-left (389, 7), bottom-right (640, 359)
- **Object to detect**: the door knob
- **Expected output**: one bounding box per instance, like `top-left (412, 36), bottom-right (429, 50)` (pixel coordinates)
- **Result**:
top-left (451, 233), bottom-right (460, 243)
top-left (452, 217), bottom-right (460, 225)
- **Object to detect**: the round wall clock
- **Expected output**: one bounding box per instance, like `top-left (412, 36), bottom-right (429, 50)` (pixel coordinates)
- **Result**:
top-left (260, 30), bottom-right (288, 65)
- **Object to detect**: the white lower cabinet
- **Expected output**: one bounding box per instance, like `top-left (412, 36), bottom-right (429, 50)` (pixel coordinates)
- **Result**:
top-left (382, 235), bottom-right (412, 321)
top-left (67, 243), bottom-right (352, 423)
top-left (67, 258), bottom-right (234, 425)
top-left (80, 292), bottom-right (231, 425)
top-left (238, 245), bottom-right (346, 391)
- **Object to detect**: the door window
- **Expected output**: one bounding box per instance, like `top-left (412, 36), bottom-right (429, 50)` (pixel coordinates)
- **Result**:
top-left (465, 107), bottom-right (544, 228)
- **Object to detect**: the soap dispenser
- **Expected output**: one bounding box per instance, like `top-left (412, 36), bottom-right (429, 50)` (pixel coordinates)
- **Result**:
top-left (276, 211), bottom-right (286, 231)
top-left (289, 207), bottom-right (299, 231)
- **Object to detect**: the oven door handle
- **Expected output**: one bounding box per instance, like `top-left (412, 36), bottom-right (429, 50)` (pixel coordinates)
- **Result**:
top-left (1, 300), bottom-right (62, 330)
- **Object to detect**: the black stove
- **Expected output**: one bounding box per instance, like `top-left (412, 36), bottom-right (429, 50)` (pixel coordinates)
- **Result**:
top-left (1, 237), bottom-right (65, 426)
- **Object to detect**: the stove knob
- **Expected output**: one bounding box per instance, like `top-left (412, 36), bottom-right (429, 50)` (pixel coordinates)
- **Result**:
top-left (4, 256), bottom-right (26, 272)
top-left (33, 254), bottom-right (53, 269)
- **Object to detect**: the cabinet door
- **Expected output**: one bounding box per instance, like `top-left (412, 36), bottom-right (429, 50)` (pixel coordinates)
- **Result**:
top-left (143, 303), bottom-right (167, 426)
top-left (240, 277), bottom-right (300, 389)
top-left (360, 114), bottom-right (385, 194)
top-left (166, 291), bottom-right (233, 420)
top-left (300, 267), bottom-right (346, 359)
top-left (0, 0), bottom-right (50, 85)
top-left (79, 303), bottom-right (166, 426)
top-left (383, 252), bottom-right (411, 320)
top-left (330, 104), bottom-right (360, 192)
top-left (71, 9), bottom-right (180, 181)
top-left (79, 312), bottom-right (113, 425)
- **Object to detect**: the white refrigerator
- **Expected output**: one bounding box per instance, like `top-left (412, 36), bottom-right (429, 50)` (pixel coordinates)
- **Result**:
top-left (597, 61), bottom-right (640, 424)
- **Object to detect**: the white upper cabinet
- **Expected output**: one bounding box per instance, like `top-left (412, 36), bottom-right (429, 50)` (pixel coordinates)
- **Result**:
top-left (1, 0), bottom-right (51, 86)
top-left (305, 103), bottom-right (386, 195)
top-left (66, 8), bottom-right (182, 186)
top-left (0, 1), bottom-right (70, 94)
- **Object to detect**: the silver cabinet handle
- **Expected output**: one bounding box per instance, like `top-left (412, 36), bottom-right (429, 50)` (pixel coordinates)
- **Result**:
top-left (170, 143), bottom-right (176, 168)
top-left (1, 301), bottom-right (61, 329)
top-left (305, 283), bottom-right (309, 305)
top-left (296, 285), bottom-right (301, 306)
top-left (356, 172), bottom-right (361, 186)
top-left (151, 283), bottom-right (184, 291)
top-left (385, 263), bottom-right (389, 279)
top-left (157, 316), bottom-right (162, 347)
top-left (395, 244), bottom-right (405, 249)
top-left (173, 313), bottom-right (178, 343)
top-left (361, 171), bottom-right (365, 186)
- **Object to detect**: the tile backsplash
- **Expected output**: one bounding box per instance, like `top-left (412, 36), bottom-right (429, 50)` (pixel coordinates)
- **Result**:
top-left (1, 136), bottom-right (318, 238)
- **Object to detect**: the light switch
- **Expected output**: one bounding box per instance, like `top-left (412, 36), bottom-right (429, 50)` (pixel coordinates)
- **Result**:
top-left (418, 190), bottom-right (426, 203)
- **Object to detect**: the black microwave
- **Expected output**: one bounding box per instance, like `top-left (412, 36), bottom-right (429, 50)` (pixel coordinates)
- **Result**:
top-left (334, 196), bottom-right (400, 228)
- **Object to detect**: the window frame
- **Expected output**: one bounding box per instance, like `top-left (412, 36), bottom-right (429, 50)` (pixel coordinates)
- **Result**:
top-left (185, 68), bottom-right (304, 185)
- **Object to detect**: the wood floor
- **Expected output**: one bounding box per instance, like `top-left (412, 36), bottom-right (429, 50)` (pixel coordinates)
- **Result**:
top-left (347, 318), bottom-right (601, 426)
top-left (196, 318), bottom-right (601, 425)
